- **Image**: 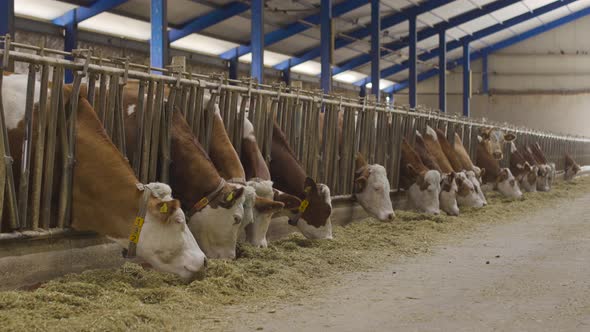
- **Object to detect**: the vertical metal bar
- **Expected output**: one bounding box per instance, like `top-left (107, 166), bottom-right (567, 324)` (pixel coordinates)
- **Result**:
top-left (17, 64), bottom-right (37, 229)
top-left (463, 41), bottom-right (471, 117)
top-left (409, 15), bottom-right (417, 109)
top-left (0, 71), bottom-right (19, 229)
top-left (132, 81), bottom-right (146, 175)
top-left (97, 73), bottom-right (107, 122)
top-left (320, 0), bottom-right (332, 93)
top-left (370, 0), bottom-right (380, 100)
top-left (87, 73), bottom-right (96, 108)
top-left (148, 81), bottom-right (165, 182)
top-left (140, 80), bottom-right (155, 183)
top-left (439, 31), bottom-right (446, 113)
top-left (64, 10), bottom-right (77, 83)
top-left (160, 86), bottom-right (176, 184)
top-left (150, 0), bottom-right (168, 72)
top-left (30, 64), bottom-right (49, 230)
top-left (229, 57), bottom-right (238, 81)
top-left (251, 0), bottom-right (264, 83)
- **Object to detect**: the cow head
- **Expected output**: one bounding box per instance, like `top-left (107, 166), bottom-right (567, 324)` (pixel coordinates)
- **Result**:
top-left (495, 168), bottom-right (523, 199)
top-left (353, 154), bottom-right (395, 221)
top-left (455, 171), bottom-right (485, 209)
top-left (187, 184), bottom-right (246, 259)
top-left (439, 172), bottom-right (460, 216)
top-left (515, 162), bottom-right (538, 193)
top-left (407, 165), bottom-right (441, 215)
top-left (136, 183), bottom-right (206, 281)
top-left (244, 180), bottom-right (285, 248)
top-left (536, 164), bottom-right (551, 192)
top-left (480, 128), bottom-right (516, 160)
top-left (289, 177), bottom-right (333, 240)
top-left (466, 170), bottom-right (487, 206)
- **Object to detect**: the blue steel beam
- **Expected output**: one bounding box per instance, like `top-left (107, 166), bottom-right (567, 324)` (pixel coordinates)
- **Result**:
top-left (349, 0), bottom-right (522, 83)
top-left (482, 52), bottom-right (489, 94)
top-left (370, 0), bottom-right (380, 98)
top-left (438, 31), bottom-right (446, 113)
top-left (220, 0), bottom-right (366, 60)
top-left (169, 2), bottom-right (249, 42)
top-left (64, 10), bottom-right (77, 82)
top-left (151, 0), bottom-right (168, 71)
top-left (0, 0), bottom-right (14, 38)
top-left (251, 0), bottom-right (264, 83)
top-left (373, 0), bottom-right (578, 82)
top-left (320, 0), bottom-right (333, 93)
top-left (409, 15), bottom-right (417, 109)
top-left (462, 42), bottom-right (470, 117)
top-left (53, 0), bottom-right (128, 26)
top-left (385, 6), bottom-right (590, 94)
top-left (273, 0), bottom-right (454, 71)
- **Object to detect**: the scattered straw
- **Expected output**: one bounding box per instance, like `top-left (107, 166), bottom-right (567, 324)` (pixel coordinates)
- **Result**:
top-left (1, 177), bottom-right (589, 331)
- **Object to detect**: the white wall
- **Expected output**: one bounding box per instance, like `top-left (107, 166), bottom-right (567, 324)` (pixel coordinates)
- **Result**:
top-left (394, 15), bottom-right (590, 137)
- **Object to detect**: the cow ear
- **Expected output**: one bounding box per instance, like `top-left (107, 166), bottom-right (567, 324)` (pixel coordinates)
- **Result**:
top-left (524, 162), bottom-right (532, 171)
top-left (355, 153), bottom-right (368, 171)
top-left (504, 133), bottom-right (516, 142)
top-left (477, 135), bottom-right (483, 142)
top-left (152, 199), bottom-right (182, 223)
top-left (354, 176), bottom-right (368, 193)
top-left (480, 168), bottom-right (486, 177)
top-left (479, 128), bottom-right (491, 140)
top-left (224, 187), bottom-right (244, 205)
top-left (254, 196), bottom-right (285, 213)
top-left (516, 163), bottom-right (524, 170)
top-left (273, 189), bottom-right (302, 209)
top-left (304, 177), bottom-right (319, 195)
top-left (406, 164), bottom-right (419, 177)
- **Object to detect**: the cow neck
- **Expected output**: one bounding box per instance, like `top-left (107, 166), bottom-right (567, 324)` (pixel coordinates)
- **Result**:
top-left (170, 111), bottom-right (224, 209)
top-left (476, 141), bottom-right (501, 183)
top-left (209, 112), bottom-right (246, 182)
top-left (241, 138), bottom-right (271, 181)
top-left (270, 123), bottom-right (308, 199)
top-left (71, 97), bottom-right (142, 239)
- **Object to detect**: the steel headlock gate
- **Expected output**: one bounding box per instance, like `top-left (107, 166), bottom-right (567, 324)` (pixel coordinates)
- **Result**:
top-left (1, 40), bottom-right (590, 240)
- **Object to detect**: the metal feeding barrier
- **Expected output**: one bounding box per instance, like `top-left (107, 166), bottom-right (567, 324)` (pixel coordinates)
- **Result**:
top-left (1, 38), bottom-right (590, 241)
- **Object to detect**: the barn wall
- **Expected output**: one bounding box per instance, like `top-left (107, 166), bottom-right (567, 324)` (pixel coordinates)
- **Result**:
top-left (394, 15), bottom-right (590, 137)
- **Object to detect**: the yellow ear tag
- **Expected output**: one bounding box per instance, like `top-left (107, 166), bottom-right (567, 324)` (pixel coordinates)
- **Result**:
top-left (129, 217), bottom-right (145, 244)
top-left (226, 192), bottom-right (234, 202)
top-left (160, 203), bottom-right (168, 214)
top-left (304, 186), bottom-right (311, 193)
top-left (298, 199), bottom-right (309, 213)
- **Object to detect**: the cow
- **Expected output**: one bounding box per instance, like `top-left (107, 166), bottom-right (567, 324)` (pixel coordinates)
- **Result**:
top-left (452, 133), bottom-right (487, 205)
top-left (509, 142), bottom-right (538, 192)
top-left (522, 145), bottom-right (550, 192)
top-left (353, 153), bottom-right (395, 221)
top-left (531, 143), bottom-right (555, 190)
top-left (400, 138), bottom-right (441, 215)
top-left (270, 123), bottom-right (333, 239)
top-left (479, 127), bottom-right (516, 160)
top-left (564, 153), bottom-right (581, 181)
top-left (476, 137), bottom-right (523, 199)
top-left (3, 74), bottom-right (206, 280)
top-left (319, 112), bottom-right (395, 222)
top-left (114, 86), bottom-right (247, 260)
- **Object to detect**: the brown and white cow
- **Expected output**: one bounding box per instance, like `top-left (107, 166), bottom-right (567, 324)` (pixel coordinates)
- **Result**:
top-left (564, 153), bottom-right (581, 181)
top-left (400, 138), bottom-right (441, 214)
top-left (452, 133), bottom-right (487, 205)
top-left (530, 143), bottom-right (554, 190)
top-left (522, 145), bottom-right (550, 192)
top-left (477, 137), bottom-right (523, 199)
top-left (4, 74), bottom-right (206, 280)
top-left (509, 143), bottom-right (538, 192)
top-left (270, 123), bottom-right (333, 239)
top-left (479, 127), bottom-right (516, 160)
top-left (319, 112), bottom-right (395, 222)
top-left (117, 87), bottom-right (246, 260)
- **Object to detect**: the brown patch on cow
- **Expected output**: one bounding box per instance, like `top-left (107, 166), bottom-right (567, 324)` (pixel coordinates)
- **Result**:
top-left (442, 172), bottom-right (456, 193)
top-left (435, 129), bottom-right (464, 172)
top-left (241, 137), bottom-right (271, 181)
top-left (414, 134), bottom-right (442, 172)
top-left (148, 199), bottom-right (182, 224)
top-left (400, 138), bottom-right (430, 190)
top-left (353, 153), bottom-right (370, 193)
top-left (531, 142), bottom-right (548, 164)
top-left (453, 133), bottom-right (475, 171)
top-left (299, 177), bottom-right (332, 228)
top-left (565, 153), bottom-right (581, 174)
top-left (476, 140), bottom-right (502, 184)
top-left (209, 111), bottom-right (246, 180)
top-left (510, 145), bottom-right (529, 178)
top-left (422, 128), bottom-right (454, 173)
top-left (254, 196), bottom-right (285, 213)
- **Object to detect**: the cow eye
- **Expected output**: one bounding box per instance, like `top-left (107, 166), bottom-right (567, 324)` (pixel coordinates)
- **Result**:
top-left (233, 216), bottom-right (242, 225)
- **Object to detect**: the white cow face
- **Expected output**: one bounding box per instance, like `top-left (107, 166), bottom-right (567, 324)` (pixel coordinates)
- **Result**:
top-left (187, 185), bottom-right (246, 259)
top-left (536, 164), bottom-right (551, 192)
top-left (496, 168), bottom-right (523, 199)
top-left (244, 180), bottom-right (284, 248)
top-left (135, 183), bottom-right (207, 281)
top-left (455, 172), bottom-right (485, 209)
top-left (439, 173), bottom-right (459, 216)
top-left (354, 164), bottom-right (395, 221)
top-left (466, 170), bottom-right (487, 205)
top-left (408, 169), bottom-right (441, 215)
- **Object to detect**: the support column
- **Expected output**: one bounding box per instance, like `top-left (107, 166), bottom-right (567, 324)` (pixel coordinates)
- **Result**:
top-left (0, 0), bottom-right (14, 38)
top-left (462, 41), bottom-right (471, 117)
top-left (360, 85), bottom-right (366, 98)
top-left (150, 0), bottom-right (168, 72)
top-left (482, 52), bottom-right (489, 94)
top-left (228, 58), bottom-right (238, 80)
top-left (408, 15), bottom-right (417, 109)
top-left (282, 68), bottom-right (291, 86)
top-left (370, 0), bottom-right (380, 100)
top-left (251, 0), bottom-right (264, 83)
top-left (438, 31), bottom-right (446, 113)
top-left (64, 10), bottom-right (78, 83)
top-left (320, 0), bottom-right (333, 93)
